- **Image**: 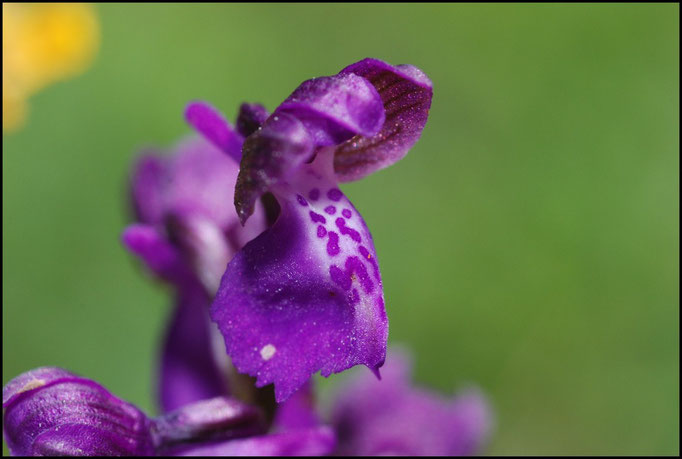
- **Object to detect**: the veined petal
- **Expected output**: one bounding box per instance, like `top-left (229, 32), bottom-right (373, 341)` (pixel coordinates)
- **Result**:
top-left (3, 368), bottom-right (154, 456)
top-left (276, 73), bottom-right (384, 146)
top-left (212, 148), bottom-right (387, 402)
top-left (332, 349), bottom-right (492, 456)
top-left (174, 427), bottom-right (336, 457)
top-left (333, 58), bottom-right (433, 182)
top-left (159, 283), bottom-right (230, 413)
top-left (185, 101), bottom-right (243, 163)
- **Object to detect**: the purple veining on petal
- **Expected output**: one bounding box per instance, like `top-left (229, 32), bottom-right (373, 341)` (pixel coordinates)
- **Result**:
top-left (276, 73), bottom-right (385, 146)
top-left (309, 211), bottom-right (326, 224)
top-left (296, 194), bottom-right (309, 207)
top-left (3, 368), bottom-right (154, 456)
top-left (324, 205), bottom-right (336, 215)
top-left (236, 103), bottom-right (270, 138)
top-left (326, 231), bottom-right (340, 256)
top-left (327, 188), bottom-right (343, 201)
top-left (332, 349), bottom-right (492, 456)
top-left (342, 209), bottom-right (352, 218)
top-left (335, 217), bottom-right (362, 243)
top-left (333, 58), bottom-right (433, 182)
top-left (185, 101), bottom-right (244, 163)
top-left (308, 188), bottom-right (320, 201)
top-left (211, 150), bottom-right (387, 402)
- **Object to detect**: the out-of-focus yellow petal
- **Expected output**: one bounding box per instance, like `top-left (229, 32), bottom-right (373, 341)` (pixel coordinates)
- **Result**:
top-left (2, 3), bottom-right (99, 132)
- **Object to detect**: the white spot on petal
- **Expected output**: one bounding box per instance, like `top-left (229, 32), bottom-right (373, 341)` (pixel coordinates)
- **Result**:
top-left (260, 344), bottom-right (276, 361)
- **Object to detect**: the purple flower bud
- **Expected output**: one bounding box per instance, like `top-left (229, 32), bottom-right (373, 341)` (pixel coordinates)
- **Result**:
top-left (3, 368), bottom-right (154, 456)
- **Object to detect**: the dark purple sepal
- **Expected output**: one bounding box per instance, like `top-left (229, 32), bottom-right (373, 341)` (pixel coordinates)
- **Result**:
top-left (151, 396), bottom-right (265, 455)
top-left (236, 103), bottom-right (270, 138)
top-left (185, 101), bottom-right (243, 163)
top-left (234, 112), bottom-right (314, 225)
top-left (333, 58), bottom-right (433, 182)
top-left (3, 368), bottom-right (154, 456)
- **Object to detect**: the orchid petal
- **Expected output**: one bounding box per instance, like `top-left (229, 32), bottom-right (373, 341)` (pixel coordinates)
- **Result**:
top-left (2, 368), bottom-right (154, 456)
top-left (152, 396), bottom-right (265, 455)
top-left (159, 283), bottom-right (230, 413)
top-left (333, 58), bottom-right (433, 182)
top-left (185, 102), bottom-right (243, 163)
top-left (212, 149), bottom-right (387, 402)
top-left (121, 223), bottom-right (188, 283)
top-left (276, 73), bottom-right (384, 146)
top-left (174, 427), bottom-right (336, 457)
top-left (130, 152), bottom-right (167, 225)
top-left (332, 349), bottom-right (492, 456)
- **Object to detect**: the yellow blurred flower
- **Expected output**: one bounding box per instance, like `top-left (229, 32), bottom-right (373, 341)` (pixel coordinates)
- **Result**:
top-left (3, 3), bottom-right (99, 132)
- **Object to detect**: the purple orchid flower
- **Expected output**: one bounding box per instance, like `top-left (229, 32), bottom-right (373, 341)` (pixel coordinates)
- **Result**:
top-left (2, 367), bottom-right (334, 456)
top-left (122, 134), bottom-right (267, 412)
top-left (185, 58), bottom-right (433, 402)
top-left (331, 349), bottom-right (493, 456)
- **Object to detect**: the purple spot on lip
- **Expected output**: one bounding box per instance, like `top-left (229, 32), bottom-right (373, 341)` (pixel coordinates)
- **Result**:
top-left (328, 256), bottom-right (374, 294)
top-left (345, 256), bottom-right (374, 294)
top-left (317, 225), bottom-right (327, 238)
top-left (324, 205), bottom-right (337, 215)
top-left (296, 194), bottom-right (308, 206)
top-left (309, 211), bottom-right (326, 224)
top-left (327, 231), bottom-right (340, 256)
top-left (359, 245), bottom-right (380, 281)
top-left (351, 288), bottom-right (360, 305)
top-left (336, 218), bottom-right (362, 243)
top-left (330, 265), bottom-right (351, 290)
top-left (327, 188), bottom-right (342, 202)
top-left (308, 188), bottom-right (320, 201)
top-left (342, 209), bottom-right (352, 218)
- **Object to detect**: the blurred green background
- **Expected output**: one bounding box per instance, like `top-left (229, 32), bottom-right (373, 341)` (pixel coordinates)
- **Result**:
top-left (3, 3), bottom-right (679, 455)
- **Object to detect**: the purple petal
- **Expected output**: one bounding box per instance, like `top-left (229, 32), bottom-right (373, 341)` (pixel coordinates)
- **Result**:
top-left (332, 349), bottom-right (492, 456)
top-left (3, 368), bottom-right (154, 456)
top-left (212, 149), bottom-right (387, 402)
top-left (272, 383), bottom-right (320, 432)
top-left (159, 283), bottom-right (230, 413)
top-left (164, 213), bottom-right (232, 295)
top-left (234, 112), bottom-right (314, 225)
top-left (121, 223), bottom-right (189, 284)
top-left (174, 427), bottom-right (336, 457)
top-left (276, 73), bottom-right (385, 146)
top-left (130, 152), bottom-right (168, 225)
top-left (185, 101), bottom-right (244, 163)
top-left (152, 396), bottom-right (265, 455)
top-left (236, 103), bottom-right (270, 138)
top-left (333, 58), bottom-right (433, 182)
